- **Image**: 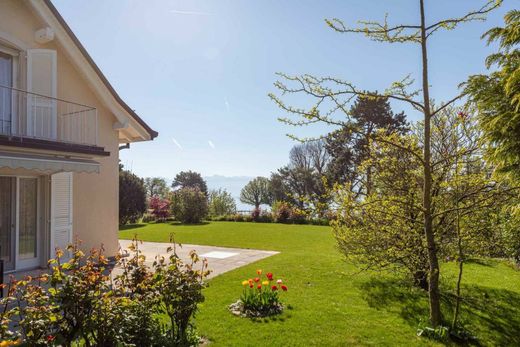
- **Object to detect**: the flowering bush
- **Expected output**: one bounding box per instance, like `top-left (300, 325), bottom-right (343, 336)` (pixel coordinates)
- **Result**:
top-left (0, 237), bottom-right (209, 346)
top-left (230, 269), bottom-right (288, 317)
top-left (272, 201), bottom-right (292, 223)
top-left (149, 196), bottom-right (171, 221)
top-left (251, 207), bottom-right (261, 221)
top-left (271, 201), bottom-right (310, 224)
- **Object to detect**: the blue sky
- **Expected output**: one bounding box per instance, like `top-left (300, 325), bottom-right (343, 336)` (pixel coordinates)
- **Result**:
top-left (53, 0), bottom-right (515, 179)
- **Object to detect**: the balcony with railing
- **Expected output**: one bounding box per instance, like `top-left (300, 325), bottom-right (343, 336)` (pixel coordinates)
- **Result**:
top-left (0, 85), bottom-right (99, 149)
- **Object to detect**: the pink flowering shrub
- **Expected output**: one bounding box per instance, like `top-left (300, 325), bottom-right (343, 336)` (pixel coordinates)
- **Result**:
top-left (149, 196), bottom-right (171, 221)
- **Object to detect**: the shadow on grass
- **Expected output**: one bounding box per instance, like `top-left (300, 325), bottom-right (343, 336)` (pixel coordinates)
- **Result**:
top-left (245, 306), bottom-right (293, 324)
top-left (119, 223), bottom-right (147, 231)
top-left (463, 258), bottom-right (494, 267)
top-left (359, 278), bottom-right (520, 346)
top-left (250, 315), bottom-right (289, 324)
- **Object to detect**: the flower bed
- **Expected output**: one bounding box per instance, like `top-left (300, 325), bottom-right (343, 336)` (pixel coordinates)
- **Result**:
top-left (229, 269), bottom-right (288, 318)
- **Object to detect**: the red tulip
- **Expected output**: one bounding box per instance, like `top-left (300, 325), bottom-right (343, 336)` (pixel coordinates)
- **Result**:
top-left (266, 272), bottom-right (273, 280)
top-left (271, 285), bottom-right (278, 291)
top-left (254, 277), bottom-right (260, 283)
top-left (281, 285), bottom-right (288, 291)
top-left (257, 284), bottom-right (262, 290)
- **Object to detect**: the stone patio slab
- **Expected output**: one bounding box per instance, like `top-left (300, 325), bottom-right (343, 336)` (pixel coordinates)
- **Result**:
top-left (117, 240), bottom-right (279, 278)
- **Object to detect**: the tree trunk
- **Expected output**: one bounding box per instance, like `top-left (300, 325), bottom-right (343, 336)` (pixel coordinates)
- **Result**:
top-left (452, 159), bottom-right (463, 329)
top-left (452, 241), bottom-right (463, 329)
top-left (420, 0), bottom-right (442, 327)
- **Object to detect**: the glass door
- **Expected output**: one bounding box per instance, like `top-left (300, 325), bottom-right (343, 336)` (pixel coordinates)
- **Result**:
top-left (17, 178), bottom-right (39, 269)
top-left (0, 177), bottom-right (15, 271)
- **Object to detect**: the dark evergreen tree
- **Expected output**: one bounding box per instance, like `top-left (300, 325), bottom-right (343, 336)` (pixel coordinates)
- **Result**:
top-left (325, 94), bottom-right (407, 194)
top-left (119, 169), bottom-right (147, 225)
top-left (172, 171), bottom-right (208, 196)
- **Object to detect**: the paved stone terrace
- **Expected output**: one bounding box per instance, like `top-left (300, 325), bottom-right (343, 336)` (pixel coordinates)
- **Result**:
top-left (1, 241), bottom-right (278, 289)
top-left (117, 240), bottom-right (279, 278)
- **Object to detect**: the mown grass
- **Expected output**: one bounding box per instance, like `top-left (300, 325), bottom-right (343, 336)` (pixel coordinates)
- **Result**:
top-left (119, 222), bottom-right (520, 346)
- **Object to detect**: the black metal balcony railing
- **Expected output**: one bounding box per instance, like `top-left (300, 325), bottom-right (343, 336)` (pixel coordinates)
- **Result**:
top-left (0, 85), bottom-right (98, 146)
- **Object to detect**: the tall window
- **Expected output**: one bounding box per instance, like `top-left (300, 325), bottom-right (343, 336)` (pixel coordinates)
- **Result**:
top-left (0, 52), bottom-right (13, 134)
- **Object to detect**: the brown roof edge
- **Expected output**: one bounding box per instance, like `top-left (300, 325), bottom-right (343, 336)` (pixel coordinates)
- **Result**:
top-left (43, 0), bottom-right (158, 140)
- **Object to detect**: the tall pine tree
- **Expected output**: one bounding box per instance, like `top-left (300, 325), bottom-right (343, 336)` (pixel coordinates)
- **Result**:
top-left (325, 94), bottom-right (407, 194)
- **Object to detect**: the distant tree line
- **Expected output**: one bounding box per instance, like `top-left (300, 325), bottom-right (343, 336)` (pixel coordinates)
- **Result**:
top-left (120, 169), bottom-right (236, 225)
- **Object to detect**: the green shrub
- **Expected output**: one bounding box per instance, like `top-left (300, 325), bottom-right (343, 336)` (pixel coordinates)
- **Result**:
top-left (154, 248), bottom-right (209, 345)
top-left (171, 187), bottom-right (208, 224)
top-left (233, 214), bottom-right (245, 222)
top-left (289, 207), bottom-right (307, 224)
top-left (142, 213), bottom-right (156, 223)
top-left (258, 210), bottom-right (273, 223)
top-left (308, 218), bottom-right (330, 226)
top-left (209, 211), bottom-right (330, 226)
top-left (272, 201), bottom-right (292, 223)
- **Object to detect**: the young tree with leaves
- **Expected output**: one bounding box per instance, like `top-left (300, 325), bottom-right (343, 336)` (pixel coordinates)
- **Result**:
top-left (333, 109), bottom-right (514, 328)
top-left (144, 177), bottom-right (170, 199)
top-left (208, 189), bottom-right (237, 217)
top-left (240, 177), bottom-right (271, 209)
top-left (270, 0), bottom-right (502, 326)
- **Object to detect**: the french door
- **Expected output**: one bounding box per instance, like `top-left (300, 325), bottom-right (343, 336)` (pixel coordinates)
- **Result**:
top-left (0, 176), bottom-right (40, 271)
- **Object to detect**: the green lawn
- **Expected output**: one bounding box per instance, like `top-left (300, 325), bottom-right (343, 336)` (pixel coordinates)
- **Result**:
top-left (119, 222), bottom-right (520, 346)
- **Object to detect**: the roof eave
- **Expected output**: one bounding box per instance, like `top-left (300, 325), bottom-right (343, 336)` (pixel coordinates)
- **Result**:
top-left (29, 0), bottom-right (158, 141)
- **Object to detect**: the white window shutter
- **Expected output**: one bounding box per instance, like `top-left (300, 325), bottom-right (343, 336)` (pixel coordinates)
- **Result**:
top-left (50, 172), bottom-right (73, 261)
top-left (26, 49), bottom-right (57, 139)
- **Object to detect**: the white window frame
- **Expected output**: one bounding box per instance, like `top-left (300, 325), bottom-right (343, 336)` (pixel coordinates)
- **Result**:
top-left (0, 174), bottom-right (42, 272)
top-left (15, 176), bottom-right (41, 270)
top-left (0, 44), bottom-right (20, 135)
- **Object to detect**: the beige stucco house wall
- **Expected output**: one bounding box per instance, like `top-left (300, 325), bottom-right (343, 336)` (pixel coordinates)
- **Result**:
top-left (0, 0), bottom-right (156, 272)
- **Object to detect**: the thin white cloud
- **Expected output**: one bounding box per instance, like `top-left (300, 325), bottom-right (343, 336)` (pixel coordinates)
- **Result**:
top-left (170, 9), bottom-right (214, 16)
top-left (208, 140), bottom-right (215, 149)
top-left (224, 98), bottom-right (230, 112)
top-left (172, 137), bottom-right (183, 149)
